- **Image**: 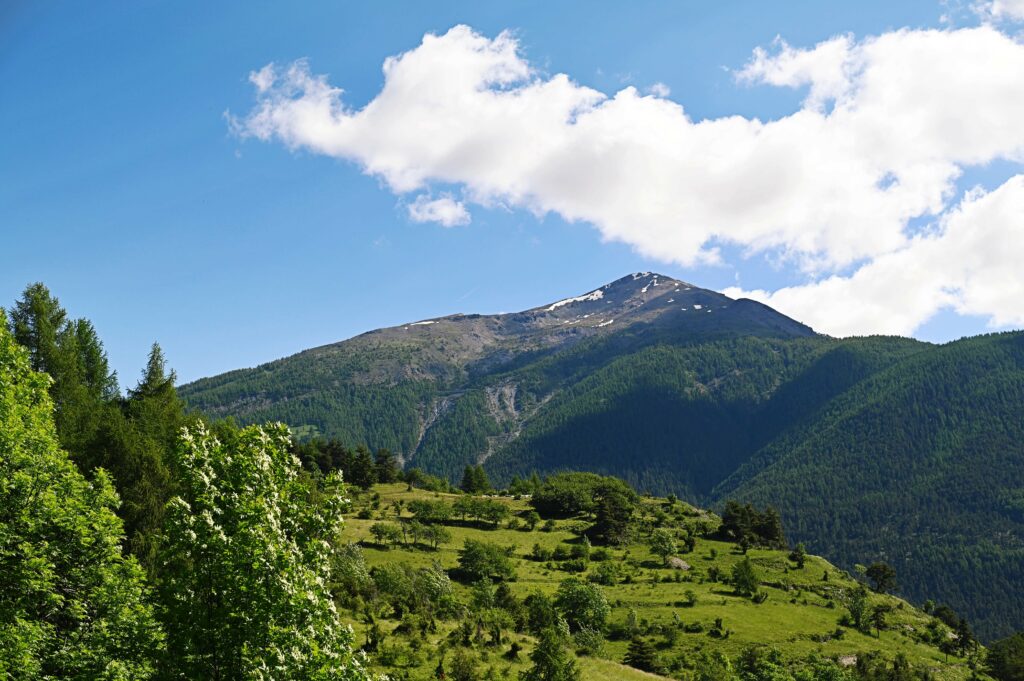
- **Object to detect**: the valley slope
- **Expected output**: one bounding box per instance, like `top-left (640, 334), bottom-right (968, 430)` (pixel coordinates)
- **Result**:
top-left (180, 274), bottom-right (1024, 639)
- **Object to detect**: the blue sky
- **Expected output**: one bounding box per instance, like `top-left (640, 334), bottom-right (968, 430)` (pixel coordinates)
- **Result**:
top-left (3, 1), bottom-right (1022, 385)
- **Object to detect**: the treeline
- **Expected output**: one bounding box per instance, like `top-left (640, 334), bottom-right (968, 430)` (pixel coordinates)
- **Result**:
top-left (6, 284), bottom-right (191, 571)
top-left (0, 285), bottom-right (373, 679)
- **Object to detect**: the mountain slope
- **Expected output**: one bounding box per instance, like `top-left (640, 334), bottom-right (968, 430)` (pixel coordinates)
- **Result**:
top-left (180, 272), bottom-right (815, 479)
top-left (180, 274), bottom-right (1024, 639)
top-left (712, 331), bottom-right (1024, 640)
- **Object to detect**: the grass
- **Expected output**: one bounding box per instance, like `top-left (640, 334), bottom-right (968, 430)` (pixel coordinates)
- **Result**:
top-left (336, 483), bottom-right (984, 680)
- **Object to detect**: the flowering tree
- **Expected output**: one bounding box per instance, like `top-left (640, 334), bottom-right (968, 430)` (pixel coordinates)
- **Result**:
top-left (158, 422), bottom-right (371, 680)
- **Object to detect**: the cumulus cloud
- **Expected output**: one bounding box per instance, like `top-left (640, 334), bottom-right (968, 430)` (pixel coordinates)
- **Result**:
top-left (231, 24), bottom-right (1024, 336)
top-left (725, 175), bottom-right (1024, 335)
top-left (408, 194), bottom-right (471, 227)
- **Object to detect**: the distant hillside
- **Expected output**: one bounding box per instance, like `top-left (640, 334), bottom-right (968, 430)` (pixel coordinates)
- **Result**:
top-left (713, 332), bottom-right (1024, 641)
top-left (180, 274), bottom-right (1024, 639)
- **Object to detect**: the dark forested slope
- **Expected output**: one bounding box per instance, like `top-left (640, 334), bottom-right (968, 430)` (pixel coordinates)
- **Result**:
top-left (712, 331), bottom-right (1024, 641)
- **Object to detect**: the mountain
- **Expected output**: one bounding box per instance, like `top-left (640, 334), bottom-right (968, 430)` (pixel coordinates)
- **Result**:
top-left (180, 272), bottom-right (814, 483)
top-left (180, 274), bottom-right (1024, 640)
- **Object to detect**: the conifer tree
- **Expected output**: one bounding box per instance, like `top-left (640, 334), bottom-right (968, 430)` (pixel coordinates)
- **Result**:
top-left (623, 637), bottom-right (661, 674)
top-left (732, 557), bottom-right (760, 597)
top-left (520, 628), bottom-right (580, 681)
top-left (8, 283), bottom-right (115, 459)
top-left (0, 313), bottom-right (162, 678)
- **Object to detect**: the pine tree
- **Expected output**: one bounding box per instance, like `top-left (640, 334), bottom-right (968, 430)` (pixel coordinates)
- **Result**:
top-left (8, 283), bottom-right (114, 460)
top-left (99, 341), bottom-right (187, 571)
top-left (732, 557), bottom-right (760, 597)
top-left (375, 447), bottom-right (401, 483)
top-left (9, 282), bottom-right (66, 374)
top-left (0, 313), bottom-right (162, 678)
top-left (473, 464), bottom-right (492, 493)
top-left (351, 444), bottom-right (377, 489)
top-left (789, 542), bottom-right (807, 569)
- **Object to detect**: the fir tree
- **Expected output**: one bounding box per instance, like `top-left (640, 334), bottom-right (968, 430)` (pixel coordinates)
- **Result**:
top-left (623, 637), bottom-right (661, 674)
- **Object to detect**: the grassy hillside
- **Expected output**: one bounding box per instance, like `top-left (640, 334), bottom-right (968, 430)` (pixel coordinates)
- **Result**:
top-left (335, 483), bottom-right (985, 681)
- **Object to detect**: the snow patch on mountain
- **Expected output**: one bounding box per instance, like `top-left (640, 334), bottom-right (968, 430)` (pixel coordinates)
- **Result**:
top-left (547, 289), bottom-right (604, 311)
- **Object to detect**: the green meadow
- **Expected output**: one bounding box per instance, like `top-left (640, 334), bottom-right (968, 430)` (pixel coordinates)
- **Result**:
top-left (337, 484), bottom-right (982, 680)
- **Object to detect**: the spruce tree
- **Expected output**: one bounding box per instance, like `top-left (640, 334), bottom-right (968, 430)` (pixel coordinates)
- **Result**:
top-left (623, 637), bottom-right (660, 674)
top-left (8, 283), bottom-right (115, 460)
top-left (351, 444), bottom-right (377, 489)
top-left (732, 557), bottom-right (760, 597)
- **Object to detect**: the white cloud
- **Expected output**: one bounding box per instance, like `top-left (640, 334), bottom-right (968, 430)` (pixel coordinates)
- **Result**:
top-left (977, 0), bottom-right (1024, 21)
top-left (232, 24), bottom-right (1024, 336)
top-left (408, 194), bottom-right (471, 227)
top-left (725, 175), bottom-right (1024, 335)
top-left (647, 82), bottom-right (671, 97)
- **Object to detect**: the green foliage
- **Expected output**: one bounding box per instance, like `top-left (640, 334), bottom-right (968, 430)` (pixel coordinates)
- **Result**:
top-left (650, 528), bottom-right (678, 563)
top-left (8, 283), bottom-right (117, 457)
top-left (732, 557), bottom-right (760, 598)
top-left (460, 464), bottom-right (492, 494)
top-left (158, 422), bottom-right (370, 679)
top-left (716, 332), bottom-right (1024, 640)
top-left (623, 637), bottom-right (661, 674)
top-left (7, 284), bottom-right (191, 574)
top-left (458, 539), bottom-right (516, 582)
top-left (370, 521), bottom-right (403, 547)
top-left (719, 501), bottom-right (786, 550)
top-left (988, 632), bottom-right (1024, 681)
top-left (866, 562), bottom-right (897, 594)
top-left (0, 313), bottom-right (162, 679)
top-left (520, 628), bottom-right (580, 681)
top-left (845, 586), bottom-right (869, 631)
top-left (181, 279), bottom-right (1024, 639)
top-left (554, 577), bottom-right (609, 632)
top-left (789, 542), bottom-right (807, 569)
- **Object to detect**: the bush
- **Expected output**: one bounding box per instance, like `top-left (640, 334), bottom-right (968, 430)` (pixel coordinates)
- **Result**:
top-left (458, 539), bottom-right (516, 582)
top-left (573, 626), bottom-right (605, 656)
top-left (590, 561), bottom-right (622, 586)
top-left (561, 558), bottom-right (588, 573)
